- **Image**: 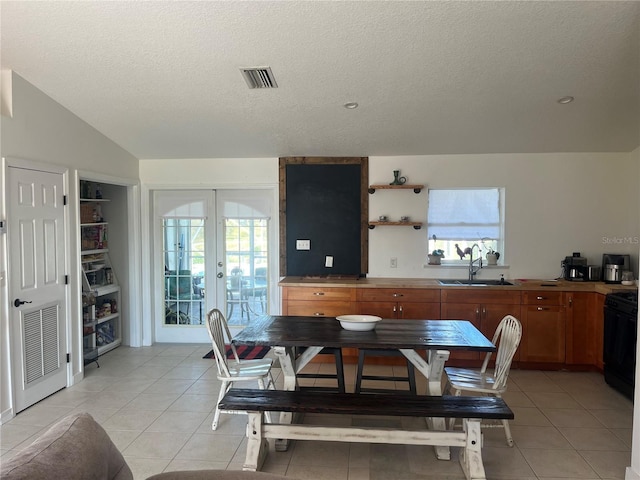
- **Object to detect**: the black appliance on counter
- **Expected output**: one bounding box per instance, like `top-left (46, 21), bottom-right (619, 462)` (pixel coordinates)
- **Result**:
top-left (562, 253), bottom-right (588, 281)
top-left (602, 254), bottom-right (631, 284)
top-left (603, 290), bottom-right (638, 399)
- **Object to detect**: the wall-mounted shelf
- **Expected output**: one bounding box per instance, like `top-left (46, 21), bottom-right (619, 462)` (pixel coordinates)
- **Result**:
top-left (368, 221), bottom-right (423, 230)
top-left (368, 184), bottom-right (424, 194)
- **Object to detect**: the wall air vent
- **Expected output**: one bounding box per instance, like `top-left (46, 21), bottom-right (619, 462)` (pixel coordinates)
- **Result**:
top-left (240, 67), bottom-right (278, 89)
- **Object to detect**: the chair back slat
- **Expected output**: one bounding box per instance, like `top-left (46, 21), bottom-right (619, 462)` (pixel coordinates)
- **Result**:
top-left (206, 308), bottom-right (234, 377)
top-left (489, 315), bottom-right (522, 390)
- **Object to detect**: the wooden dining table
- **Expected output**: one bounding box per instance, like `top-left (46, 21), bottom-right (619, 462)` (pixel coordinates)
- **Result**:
top-left (232, 315), bottom-right (496, 459)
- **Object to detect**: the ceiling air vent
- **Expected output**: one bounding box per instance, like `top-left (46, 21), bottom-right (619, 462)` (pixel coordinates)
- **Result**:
top-left (240, 67), bottom-right (278, 89)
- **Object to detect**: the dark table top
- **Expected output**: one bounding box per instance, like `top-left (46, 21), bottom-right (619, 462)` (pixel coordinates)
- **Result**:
top-left (232, 316), bottom-right (495, 352)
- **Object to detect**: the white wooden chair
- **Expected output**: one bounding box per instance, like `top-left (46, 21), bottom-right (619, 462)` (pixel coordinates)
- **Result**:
top-left (444, 314), bottom-right (522, 446)
top-left (205, 308), bottom-right (274, 430)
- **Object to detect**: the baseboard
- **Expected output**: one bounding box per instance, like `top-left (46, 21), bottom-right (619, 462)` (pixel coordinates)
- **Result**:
top-left (0, 406), bottom-right (15, 425)
top-left (626, 466), bottom-right (640, 480)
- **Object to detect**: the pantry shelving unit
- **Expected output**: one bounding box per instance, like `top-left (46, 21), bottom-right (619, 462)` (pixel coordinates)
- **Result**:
top-left (80, 181), bottom-right (122, 366)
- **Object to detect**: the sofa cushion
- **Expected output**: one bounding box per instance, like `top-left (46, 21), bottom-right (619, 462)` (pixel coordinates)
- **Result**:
top-left (0, 412), bottom-right (133, 480)
top-left (147, 471), bottom-right (290, 480)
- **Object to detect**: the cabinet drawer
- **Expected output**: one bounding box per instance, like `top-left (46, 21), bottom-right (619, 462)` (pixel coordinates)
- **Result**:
top-left (441, 289), bottom-right (521, 305)
top-left (357, 288), bottom-right (440, 303)
top-left (284, 287), bottom-right (355, 302)
top-left (522, 291), bottom-right (564, 306)
top-left (286, 300), bottom-right (354, 317)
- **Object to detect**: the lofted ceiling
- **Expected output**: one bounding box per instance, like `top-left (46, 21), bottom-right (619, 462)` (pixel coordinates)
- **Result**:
top-left (1, 1), bottom-right (639, 160)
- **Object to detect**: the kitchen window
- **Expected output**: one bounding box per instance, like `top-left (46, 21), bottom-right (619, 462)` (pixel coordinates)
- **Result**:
top-left (427, 188), bottom-right (504, 263)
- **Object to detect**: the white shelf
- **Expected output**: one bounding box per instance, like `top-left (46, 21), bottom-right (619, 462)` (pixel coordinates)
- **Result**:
top-left (91, 284), bottom-right (120, 296)
top-left (81, 248), bottom-right (109, 255)
top-left (96, 312), bottom-right (119, 325)
top-left (80, 198), bottom-right (110, 202)
top-left (80, 222), bottom-right (108, 227)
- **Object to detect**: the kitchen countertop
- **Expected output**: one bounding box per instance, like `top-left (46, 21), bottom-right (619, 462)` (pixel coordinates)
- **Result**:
top-left (279, 276), bottom-right (637, 295)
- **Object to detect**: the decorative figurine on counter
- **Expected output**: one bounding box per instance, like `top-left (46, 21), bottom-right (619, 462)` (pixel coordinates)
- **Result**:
top-left (390, 170), bottom-right (407, 185)
top-left (455, 243), bottom-right (472, 260)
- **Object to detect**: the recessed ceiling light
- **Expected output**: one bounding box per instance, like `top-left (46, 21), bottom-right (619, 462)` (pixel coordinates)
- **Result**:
top-left (344, 102), bottom-right (359, 109)
top-left (557, 96), bottom-right (574, 104)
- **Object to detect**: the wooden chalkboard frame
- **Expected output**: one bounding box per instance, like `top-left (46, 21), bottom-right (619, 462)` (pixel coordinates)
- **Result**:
top-left (279, 157), bottom-right (369, 276)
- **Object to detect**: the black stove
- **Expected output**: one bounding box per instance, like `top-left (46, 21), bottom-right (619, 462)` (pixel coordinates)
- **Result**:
top-left (604, 291), bottom-right (638, 316)
top-left (603, 290), bottom-right (638, 399)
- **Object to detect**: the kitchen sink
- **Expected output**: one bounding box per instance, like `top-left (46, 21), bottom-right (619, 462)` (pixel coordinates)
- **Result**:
top-left (437, 279), bottom-right (514, 286)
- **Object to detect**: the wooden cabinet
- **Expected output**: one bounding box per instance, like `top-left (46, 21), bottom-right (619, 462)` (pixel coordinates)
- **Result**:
top-left (441, 289), bottom-right (521, 363)
top-left (520, 291), bottom-right (565, 364)
top-left (282, 286), bottom-right (357, 317)
top-left (566, 292), bottom-right (599, 366)
top-left (356, 288), bottom-right (440, 319)
top-left (280, 280), bottom-right (610, 370)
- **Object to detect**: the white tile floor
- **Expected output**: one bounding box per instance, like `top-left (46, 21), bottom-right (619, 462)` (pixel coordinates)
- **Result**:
top-left (0, 344), bottom-right (634, 479)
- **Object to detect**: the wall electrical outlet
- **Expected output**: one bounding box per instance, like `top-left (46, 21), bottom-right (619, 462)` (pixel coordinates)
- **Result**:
top-left (296, 239), bottom-right (311, 250)
top-left (325, 256), bottom-right (333, 268)
top-left (390, 257), bottom-right (398, 268)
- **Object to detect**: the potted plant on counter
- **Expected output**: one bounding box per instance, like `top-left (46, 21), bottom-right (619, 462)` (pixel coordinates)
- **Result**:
top-left (428, 249), bottom-right (445, 265)
top-left (486, 249), bottom-right (500, 266)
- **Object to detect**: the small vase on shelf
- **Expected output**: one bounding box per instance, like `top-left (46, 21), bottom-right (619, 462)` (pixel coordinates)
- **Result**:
top-left (390, 170), bottom-right (407, 185)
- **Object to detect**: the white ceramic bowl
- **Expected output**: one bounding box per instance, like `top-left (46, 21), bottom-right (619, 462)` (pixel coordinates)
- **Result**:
top-left (336, 315), bottom-right (382, 331)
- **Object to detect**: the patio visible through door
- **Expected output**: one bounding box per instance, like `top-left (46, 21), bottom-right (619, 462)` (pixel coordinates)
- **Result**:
top-left (154, 189), bottom-right (273, 343)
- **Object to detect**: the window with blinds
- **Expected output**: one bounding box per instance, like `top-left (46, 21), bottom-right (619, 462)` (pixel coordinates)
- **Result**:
top-left (427, 188), bottom-right (504, 263)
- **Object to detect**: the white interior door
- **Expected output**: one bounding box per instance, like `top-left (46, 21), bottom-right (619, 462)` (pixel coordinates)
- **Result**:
top-left (8, 166), bottom-right (67, 413)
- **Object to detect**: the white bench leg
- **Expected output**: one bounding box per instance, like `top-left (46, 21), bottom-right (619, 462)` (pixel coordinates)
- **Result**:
top-left (459, 419), bottom-right (486, 480)
top-left (243, 412), bottom-right (268, 471)
top-left (402, 349), bottom-right (452, 460)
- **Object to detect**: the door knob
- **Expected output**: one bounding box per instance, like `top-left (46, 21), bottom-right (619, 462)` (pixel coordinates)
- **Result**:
top-left (217, 272), bottom-right (224, 278)
top-left (14, 299), bottom-right (33, 307)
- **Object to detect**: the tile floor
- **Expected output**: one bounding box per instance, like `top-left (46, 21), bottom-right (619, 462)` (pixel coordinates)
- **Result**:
top-left (0, 344), bottom-right (634, 479)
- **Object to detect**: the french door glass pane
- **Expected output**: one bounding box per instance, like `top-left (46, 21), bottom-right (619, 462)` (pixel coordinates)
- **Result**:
top-left (224, 218), bottom-right (268, 326)
top-left (163, 218), bottom-right (205, 325)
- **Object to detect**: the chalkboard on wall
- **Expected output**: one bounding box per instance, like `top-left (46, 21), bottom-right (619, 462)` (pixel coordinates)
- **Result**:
top-left (279, 157), bottom-right (368, 277)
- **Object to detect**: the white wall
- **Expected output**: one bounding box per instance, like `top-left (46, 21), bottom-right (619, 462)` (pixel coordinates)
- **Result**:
top-left (0, 72), bottom-right (139, 422)
top-left (368, 153), bottom-right (640, 280)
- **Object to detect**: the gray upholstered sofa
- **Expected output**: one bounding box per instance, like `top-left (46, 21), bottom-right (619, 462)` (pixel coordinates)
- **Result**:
top-left (0, 412), bottom-right (290, 480)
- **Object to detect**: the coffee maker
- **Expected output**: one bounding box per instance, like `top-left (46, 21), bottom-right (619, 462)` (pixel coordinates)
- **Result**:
top-left (602, 254), bottom-right (631, 284)
top-left (562, 253), bottom-right (588, 281)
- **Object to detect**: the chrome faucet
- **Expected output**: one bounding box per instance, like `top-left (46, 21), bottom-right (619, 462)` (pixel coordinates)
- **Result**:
top-left (468, 243), bottom-right (483, 281)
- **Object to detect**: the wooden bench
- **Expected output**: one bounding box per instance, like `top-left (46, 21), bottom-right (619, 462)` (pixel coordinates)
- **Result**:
top-left (219, 388), bottom-right (514, 480)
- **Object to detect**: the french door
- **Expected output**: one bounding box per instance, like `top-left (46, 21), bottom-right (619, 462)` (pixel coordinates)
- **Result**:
top-left (153, 189), bottom-right (273, 343)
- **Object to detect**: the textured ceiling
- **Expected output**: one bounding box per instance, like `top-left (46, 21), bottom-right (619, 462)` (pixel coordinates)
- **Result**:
top-left (1, 1), bottom-right (639, 160)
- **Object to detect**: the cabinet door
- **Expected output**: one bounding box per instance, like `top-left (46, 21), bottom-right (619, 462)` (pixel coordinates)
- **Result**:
top-left (441, 303), bottom-right (481, 361)
top-left (480, 304), bottom-right (521, 362)
top-left (286, 301), bottom-right (355, 317)
top-left (357, 301), bottom-right (399, 319)
top-left (566, 292), bottom-right (596, 365)
top-left (399, 302), bottom-right (440, 320)
top-left (520, 305), bottom-right (566, 363)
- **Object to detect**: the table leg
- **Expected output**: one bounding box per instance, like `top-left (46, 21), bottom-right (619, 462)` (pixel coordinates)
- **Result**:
top-left (272, 346), bottom-right (324, 451)
top-left (400, 349), bottom-right (451, 460)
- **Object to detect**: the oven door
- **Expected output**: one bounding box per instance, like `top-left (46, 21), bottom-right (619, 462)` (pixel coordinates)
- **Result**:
top-left (603, 305), bottom-right (637, 398)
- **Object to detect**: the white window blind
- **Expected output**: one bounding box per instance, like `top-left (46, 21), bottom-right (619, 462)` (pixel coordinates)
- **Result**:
top-left (427, 188), bottom-right (501, 240)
